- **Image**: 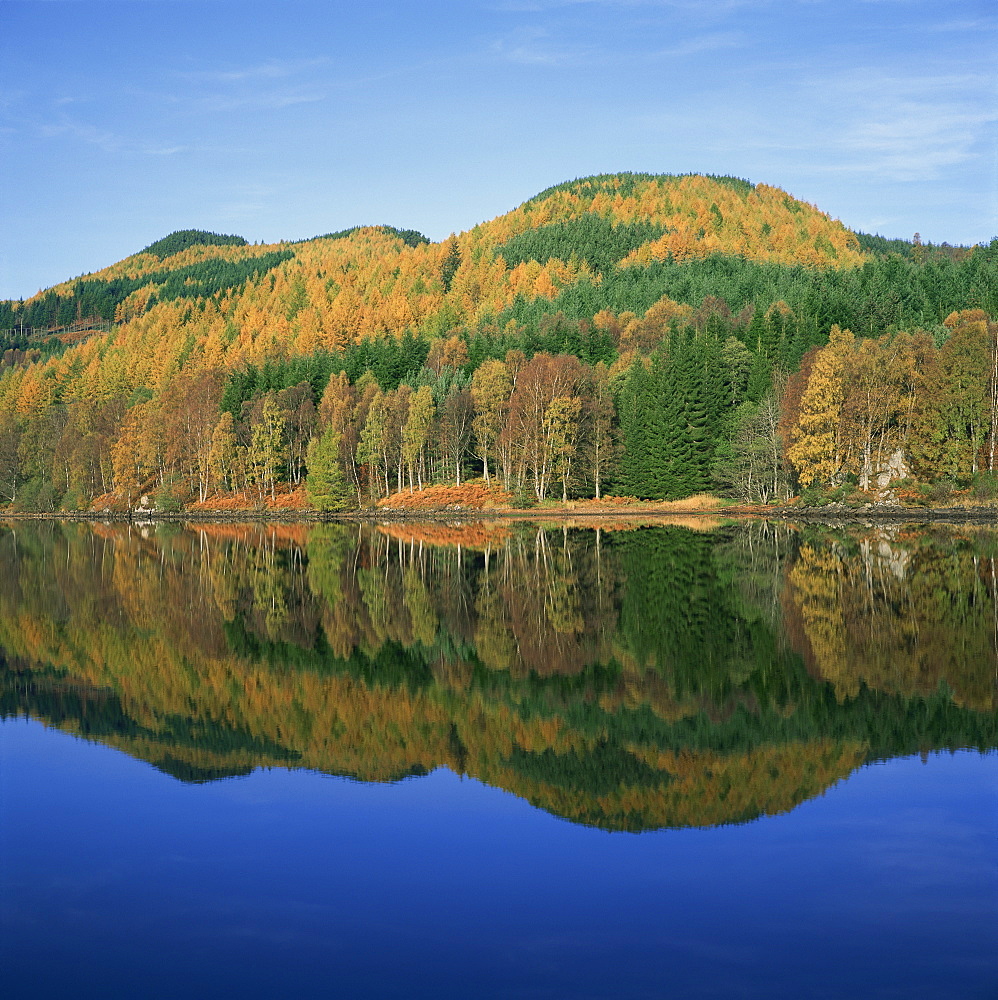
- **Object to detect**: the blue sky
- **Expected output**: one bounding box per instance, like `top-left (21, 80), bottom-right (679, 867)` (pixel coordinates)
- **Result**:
top-left (1, 0), bottom-right (995, 300)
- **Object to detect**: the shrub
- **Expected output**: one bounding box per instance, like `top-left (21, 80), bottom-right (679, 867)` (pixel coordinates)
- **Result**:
top-left (921, 480), bottom-right (955, 505)
top-left (153, 480), bottom-right (188, 513)
top-left (971, 474), bottom-right (998, 500)
top-left (511, 484), bottom-right (538, 509)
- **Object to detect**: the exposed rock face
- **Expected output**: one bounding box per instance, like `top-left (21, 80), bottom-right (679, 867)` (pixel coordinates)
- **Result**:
top-left (860, 448), bottom-right (910, 492)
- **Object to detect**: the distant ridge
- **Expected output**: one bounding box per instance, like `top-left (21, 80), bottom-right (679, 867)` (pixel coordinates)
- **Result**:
top-left (141, 230), bottom-right (248, 259)
top-left (0, 170), bottom-right (994, 515)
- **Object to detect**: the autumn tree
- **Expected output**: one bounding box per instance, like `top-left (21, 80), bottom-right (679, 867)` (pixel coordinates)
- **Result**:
top-left (583, 361), bottom-right (615, 499)
top-left (357, 388), bottom-right (388, 499)
top-left (787, 326), bottom-right (853, 489)
top-left (246, 395), bottom-right (287, 501)
top-left (439, 386), bottom-right (474, 485)
top-left (0, 412), bottom-right (20, 503)
top-left (713, 391), bottom-right (789, 502)
top-left (470, 359), bottom-right (512, 484)
top-left (425, 334), bottom-right (469, 375)
top-left (275, 382), bottom-right (317, 486)
top-left (317, 372), bottom-right (360, 495)
top-left (506, 353), bottom-right (585, 500)
top-left (544, 395), bottom-right (582, 501)
top-left (935, 311), bottom-right (998, 477)
top-left (402, 385), bottom-right (435, 491)
top-left (384, 383), bottom-right (412, 494)
top-left (838, 334), bottom-right (920, 490)
top-left (208, 412), bottom-right (240, 493)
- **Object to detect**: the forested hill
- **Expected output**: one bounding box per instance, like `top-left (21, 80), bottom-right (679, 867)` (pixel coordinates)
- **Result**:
top-left (0, 172), bottom-right (995, 513)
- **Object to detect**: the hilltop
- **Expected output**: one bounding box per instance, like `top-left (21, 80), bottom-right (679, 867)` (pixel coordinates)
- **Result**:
top-left (3, 173), bottom-right (864, 334)
top-left (0, 172), bottom-right (995, 514)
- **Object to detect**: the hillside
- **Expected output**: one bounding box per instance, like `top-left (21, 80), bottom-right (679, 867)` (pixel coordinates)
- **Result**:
top-left (0, 172), bottom-right (995, 513)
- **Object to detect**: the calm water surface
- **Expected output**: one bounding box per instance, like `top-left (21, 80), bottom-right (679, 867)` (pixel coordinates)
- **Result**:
top-left (1, 519), bottom-right (995, 999)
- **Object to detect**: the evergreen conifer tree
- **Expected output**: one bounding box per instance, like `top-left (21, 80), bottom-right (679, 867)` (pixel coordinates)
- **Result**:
top-left (306, 426), bottom-right (354, 511)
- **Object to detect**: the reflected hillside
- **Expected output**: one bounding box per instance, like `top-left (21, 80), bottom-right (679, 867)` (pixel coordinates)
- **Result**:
top-left (1, 520), bottom-right (995, 831)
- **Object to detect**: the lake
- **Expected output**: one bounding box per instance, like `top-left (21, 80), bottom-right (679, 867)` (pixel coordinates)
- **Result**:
top-left (1, 518), bottom-right (995, 999)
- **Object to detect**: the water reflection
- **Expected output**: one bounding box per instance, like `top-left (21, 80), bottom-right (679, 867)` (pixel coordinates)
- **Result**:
top-left (1, 519), bottom-right (995, 830)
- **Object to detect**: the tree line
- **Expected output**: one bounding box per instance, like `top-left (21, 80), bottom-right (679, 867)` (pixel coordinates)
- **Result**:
top-left (3, 301), bottom-right (998, 512)
top-left (1, 169), bottom-right (995, 512)
top-left (783, 310), bottom-right (998, 497)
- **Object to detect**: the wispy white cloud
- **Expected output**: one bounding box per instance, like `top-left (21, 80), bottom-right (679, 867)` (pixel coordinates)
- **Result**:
top-left (0, 88), bottom-right (28, 110)
top-left (176, 58), bottom-right (330, 84)
top-left (651, 31), bottom-right (744, 58)
top-left (194, 89), bottom-right (326, 112)
top-left (800, 70), bottom-right (997, 181)
top-left (36, 119), bottom-right (122, 153)
top-left (33, 116), bottom-right (186, 156)
top-left (629, 62), bottom-right (995, 186)
top-left (490, 24), bottom-right (743, 66)
top-left (168, 56), bottom-right (331, 113)
top-left (924, 18), bottom-right (998, 33)
top-left (491, 27), bottom-right (596, 65)
top-left (216, 183), bottom-right (275, 223)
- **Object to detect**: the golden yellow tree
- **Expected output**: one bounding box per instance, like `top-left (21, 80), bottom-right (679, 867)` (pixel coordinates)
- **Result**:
top-left (787, 325), bottom-right (853, 488)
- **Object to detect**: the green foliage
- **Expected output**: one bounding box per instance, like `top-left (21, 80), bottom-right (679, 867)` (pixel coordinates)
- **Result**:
top-left (523, 172), bottom-right (755, 206)
top-left (496, 214), bottom-right (667, 273)
top-left (465, 313), bottom-right (616, 367)
top-left (511, 483), bottom-right (538, 508)
top-left (971, 473), bottom-right (998, 500)
top-left (300, 225), bottom-right (429, 248)
top-left (140, 230), bottom-right (248, 259)
top-left (495, 242), bottom-right (998, 354)
top-left (3, 180), bottom-right (996, 514)
top-left (306, 426), bottom-right (354, 511)
top-left (12, 477), bottom-right (57, 513)
top-left (153, 480), bottom-right (185, 513)
top-left (919, 480), bottom-right (956, 505)
top-left (2, 251), bottom-right (293, 330)
top-left (505, 743), bottom-right (665, 797)
top-left (440, 238), bottom-right (461, 292)
top-left (220, 333), bottom-right (433, 419)
top-left (797, 484), bottom-right (831, 507)
top-left (854, 231), bottom-right (971, 262)
top-left (615, 334), bottom-right (726, 499)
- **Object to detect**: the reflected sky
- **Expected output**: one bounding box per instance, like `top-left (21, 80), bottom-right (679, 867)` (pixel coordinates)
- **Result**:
top-left (2, 719), bottom-right (995, 1000)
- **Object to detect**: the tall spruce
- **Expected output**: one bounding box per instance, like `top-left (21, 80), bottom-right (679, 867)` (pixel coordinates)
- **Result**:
top-left (306, 426), bottom-right (353, 511)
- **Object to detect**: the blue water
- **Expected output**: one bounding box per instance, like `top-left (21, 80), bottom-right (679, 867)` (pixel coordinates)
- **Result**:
top-left (2, 719), bottom-right (995, 1000)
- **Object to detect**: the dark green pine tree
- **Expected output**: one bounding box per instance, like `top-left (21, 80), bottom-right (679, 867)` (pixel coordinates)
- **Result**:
top-left (306, 426), bottom-right (354, 511)
top-left (650, 332), bottom-right (728, 498)
top-left (691, 333), bottom-right (728, 490)
top-left (619, 341), bottom-right (713, 501)
top-left (760, 308), bottom-right (782, 361)
top-left (649, 344), bottom-right (689, 499)
top-left (746, 307), bottom-right (767, 354)
top-left (616, 357), bottom-right (655, 498)
top-left (673, 334), bottom-right (709, 496)
top-left (746, 348), bottom-right (774, 403)
top-left (440, 237), bottom-right (461, 292)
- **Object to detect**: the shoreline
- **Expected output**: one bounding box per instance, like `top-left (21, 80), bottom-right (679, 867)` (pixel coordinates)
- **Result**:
top-left (3, 502), bottom-right (998, 526)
